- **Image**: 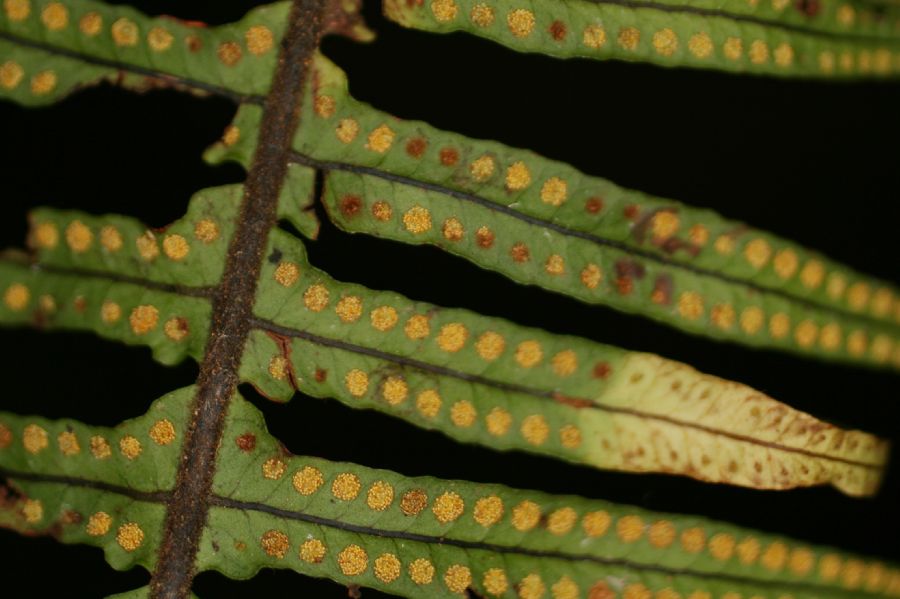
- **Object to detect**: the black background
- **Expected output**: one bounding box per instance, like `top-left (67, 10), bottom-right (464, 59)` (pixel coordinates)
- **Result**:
top-left (0, 0), bottom-right (898, 596)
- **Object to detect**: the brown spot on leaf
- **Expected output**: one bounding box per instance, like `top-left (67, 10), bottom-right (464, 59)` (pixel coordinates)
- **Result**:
top-left (615, 260), bottom-right (644, 295)
top-left (651, 274), bottom-right (673, 305)
top-left (795, 0), bottom-right (820, 17)
top-left (510, 243), bottom-right (530, 263)
top-left (552, 393), bottom-right (593, 409)
top-left (340, 195), bottom-right (362, 218)
top-left (588, 582), bottom-right (616, 599)
top-left (73, 297), bottom-right (87, 313)
top-left (549, 20), bottom-right (567, 40)
top-left (315, 368), bottom-right (327, 382)
top-left (186, 35), bottom-right (203, 52)
top-left (236, 433), bottom-right (256, 452)
top-left (593, 362), bottom-right (611, 378)
top-left (439, 147), bottom-right (459, 166)
top-left (585, 197), bottom-right (604, 214)
top-left (623, 204), bottom-right (640, 220)
top-left (406, 137), bottom-right (427, 158)
top-left (476, 227), bottom-right (495, 248)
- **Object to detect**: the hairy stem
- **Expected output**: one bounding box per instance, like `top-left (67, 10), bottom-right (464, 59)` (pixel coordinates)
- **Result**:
top-left (148, 1), bottom-right (326, 596)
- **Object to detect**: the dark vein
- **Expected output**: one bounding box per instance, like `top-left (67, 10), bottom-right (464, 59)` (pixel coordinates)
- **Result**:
top-left (576, 0), bottom-right (900, 42)
top-left (0, 468), bottom-right (171, 504)
top-left (252, 316), bottom-right (882, 470)
top-left (36, 264), bottom-right (215, 298)
top-left (0, 30), bottom-right (263, 105)
top-left (209, 493), bottom-right (850, 593)
top-left (289, 152), bottom-right (898, 334)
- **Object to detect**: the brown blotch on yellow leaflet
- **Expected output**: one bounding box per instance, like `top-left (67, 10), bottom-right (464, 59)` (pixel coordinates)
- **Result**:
top-left (262, 457), bottom-right (287, 480)
top-left (678, 291), bottom-right (704, 320)
top-left (261, 529), bottom-right (290, 558)
top-left (519, 573), bottom-right (546, 599)
top-left (23, 424), bottom-right (48, 454)
top-left (148, 26), bottom-right (173, 52)
top-left (372, 306), bottom-right (400, 331)
top-left (431, 0), bottom-right (458, 22)
top-left (401, 489), bottom-right (428, 515)
top-left (293, 465), bottom-right (325, 495)
top-left (437, 322), bottom-right (468, 352)
top-left (382, 376), bottom-right (408, 406)
top-left (653, 28), bottom-right (679, 56)
top-left (403, 205), bottom-right (432, 234)
top-left (41, 2), bottom-right (67, 30)
top-left (485, 406), bottom-right (512, 436)
top-left (474, 495), bottom-right (504, 527)
top-left (511, 500), bottom-right (541, 531)
top-left (57, 430), bottom-right (81, 456)
top-left (483, 568), bottom-right (509, 595)
top-left (299, 538), bottom-right (326, 563)
top-left (547, 506), bottom-right (577, 535)
top-left (409, 558), bottom-right (435, 584)
top-left (112, 18), bottom-right (139, 47)
top-left (245, 25), bottom-right (274, 56)
top-left (91, 435), bottom-right (112, 459)
top-left (617, 514), bottom-right (644, 542)
top-left (583, 510), bottom-right (611, 537)
top-left (4, 283), bottom-right (30, 312)
top-left (4, 0), bottom-right (30, 21)
top-left (335, 118), bottom-right (360, 143)
top-left (332, 472), bottom-right (362, 500)
top-left (442, 217), bottom-right (465, 241)
top-left (149, 419), bottom-right (176, 445)
top-left (136, 231), bottom-right (159, 261)
top-left (217, 41), bottom-right (243, 66)
top-left (119, 435), bottom-right (142, 460)
top-left (450, 400), bottom-right (477, 427)
top-left (86, 511), bottom-right (112, 536)
top-left (617, 26), bottom-right (641, 50)
top-left (367, 480), bottom-right (394, 511)
top-left (344, 369), bottom-right (369, 397)
top-left (583, 24), bottom-right (607, 48)
top-left (303, 284), bottom-right (330, 311)
top-left (335, 295), bottom-right (363, 323)
top-left (129, 305), bottom-right (159, 335)
top-left (117, 522), bottom-right (144, 551)
top-left (444, 564), bottom-right (472, 593)
top-left (66, 220), bottom-right (93, 253)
